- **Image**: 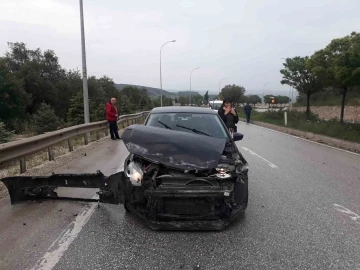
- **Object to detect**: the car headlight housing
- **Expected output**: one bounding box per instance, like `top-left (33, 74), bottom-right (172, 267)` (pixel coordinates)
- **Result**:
top-left (126, 161), bottom-right (143, 186)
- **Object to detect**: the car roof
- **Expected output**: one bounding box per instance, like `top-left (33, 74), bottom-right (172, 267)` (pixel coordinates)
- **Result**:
top-left (150, 106), bottom-right (218, 114)
top-left (209, 100), bottom-right (223, 103)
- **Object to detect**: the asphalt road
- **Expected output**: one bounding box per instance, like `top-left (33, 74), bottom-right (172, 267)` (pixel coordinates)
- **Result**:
top-left (1, 123), bottom-right (360, 270)
top-left (0, 139), bottom-right (129, 270)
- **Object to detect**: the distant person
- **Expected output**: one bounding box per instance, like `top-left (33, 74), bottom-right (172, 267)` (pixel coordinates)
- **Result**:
top-left (106, 98), bottom-right (121, 140)
top-left (218, 98), bottom-right (239, 134)
top-left (244, 103), bottom-right (252, 124)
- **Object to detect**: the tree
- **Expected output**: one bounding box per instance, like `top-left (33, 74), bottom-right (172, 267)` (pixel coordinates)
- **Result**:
top-left (0, 57), bottom-right (30, 130)
top-left (246, 95), bottom-right (262, 106)
top-left (32, 103), bottom-right (63, 134)
top-left (67, 92), bottom-right (84, 125)
top-left (308, 32), bottom-right (360, 123)
top-left (178, 96), bottom-right (188, 105)
top-left (263, 95), bottom-right (273, 106)
top-left (0, 41), bottom-right (156, 135)
top-left (0, 122), bottom-right (15, 143)
top-left (275, 95), bottom-right (291, 106)
top-left (5, 42), bottom-right (67, 115)
top-left (280, 56), bottom-right (324, 119)
top-left (204, 91), bottom-right (209, 104)
top-left (191, 94), bottom-right (203, 106)
top-left (220, 84), bottom-right (246, 103)
top-left (119, 95), bottom-right (132, 115)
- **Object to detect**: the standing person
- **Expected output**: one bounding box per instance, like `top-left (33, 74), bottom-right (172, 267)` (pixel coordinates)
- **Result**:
top-left (218, 98), bottom-right (239, 134)
top-left (106, 98), bottom-right (121, 140)
top-left (244, 102), bottom-right (252, 124)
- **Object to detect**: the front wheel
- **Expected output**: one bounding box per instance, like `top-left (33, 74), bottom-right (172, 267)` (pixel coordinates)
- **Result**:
top-left (243, 185), bottom-right (248, 209)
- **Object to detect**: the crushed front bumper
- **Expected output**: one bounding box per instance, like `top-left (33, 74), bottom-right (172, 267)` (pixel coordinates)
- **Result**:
top-left (127, 184), bottom-right (245, 231)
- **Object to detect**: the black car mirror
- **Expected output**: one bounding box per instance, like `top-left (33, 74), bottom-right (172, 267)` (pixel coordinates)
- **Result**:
top-left (232, 132), bottom-right (244, 141)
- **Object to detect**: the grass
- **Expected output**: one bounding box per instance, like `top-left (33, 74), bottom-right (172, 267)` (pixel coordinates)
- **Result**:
top-left (237, 109), bottom-right (360, 144)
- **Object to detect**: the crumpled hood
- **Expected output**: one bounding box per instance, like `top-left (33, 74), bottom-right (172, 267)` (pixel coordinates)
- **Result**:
top-left (121, 125), bottom-right (227, 171)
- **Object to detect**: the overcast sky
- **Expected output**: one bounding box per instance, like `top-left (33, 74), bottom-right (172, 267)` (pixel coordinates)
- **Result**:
top-left (1, 0), bottom-right (359, 95)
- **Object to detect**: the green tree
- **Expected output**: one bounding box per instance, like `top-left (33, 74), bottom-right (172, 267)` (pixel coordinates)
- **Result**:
top-left (178, 96), bottom-right (187, 105)
top-left (0, 58), bottom-right (30, 130)
top-left (308, 31), bottom-right (360, 123)
top-left (32, 103), bottom-right (63, 134)
top-left (280, 56), bottom-right (324, 119)
top-left (119, 95), bottom-right (132, 115)
top-left (246, 95), bottom-right (262, 106)
top-left (275, 95), bottom-right (291, 106)
top-left (67, 92), bottom-right (84, 125)
top-left (220, 84), bottom-right (246, 103)
top-left (204, 91), bottom-right (209, 104)
top-left (0, 122), bottom-right (15, 143)
top-left (5, 42), bottom-right (66, 115)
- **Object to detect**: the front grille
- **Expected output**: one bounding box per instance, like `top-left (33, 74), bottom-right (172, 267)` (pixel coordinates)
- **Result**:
top-left (162, 198), bottom-right (212, 216)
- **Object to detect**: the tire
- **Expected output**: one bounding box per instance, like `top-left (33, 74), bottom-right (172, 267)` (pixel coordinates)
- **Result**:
top-left (243, 185), bottom-right (248, 210)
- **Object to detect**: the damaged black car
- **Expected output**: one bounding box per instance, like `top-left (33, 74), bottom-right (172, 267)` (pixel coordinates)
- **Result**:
top-left (119, 107), bottom-right (249, 230)
top-left (1, 107), bottom-right (249, 231)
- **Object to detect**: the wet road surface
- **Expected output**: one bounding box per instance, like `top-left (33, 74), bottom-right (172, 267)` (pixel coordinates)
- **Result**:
top-left (0, 139), bottom-right (128, 270)
top-left (1, 123), bottom-right (360, 269)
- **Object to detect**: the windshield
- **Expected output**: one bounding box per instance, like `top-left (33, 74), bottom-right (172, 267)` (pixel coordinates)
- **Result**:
top-left (145, 112), bottom-right (229, 139)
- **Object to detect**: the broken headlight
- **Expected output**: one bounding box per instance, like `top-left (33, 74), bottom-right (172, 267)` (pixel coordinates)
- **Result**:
top-left (126, 161), bottom-right (143, 186)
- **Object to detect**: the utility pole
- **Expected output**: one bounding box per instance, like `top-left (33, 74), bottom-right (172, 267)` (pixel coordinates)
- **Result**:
top-left (79, 0), bottom-right (89, 123)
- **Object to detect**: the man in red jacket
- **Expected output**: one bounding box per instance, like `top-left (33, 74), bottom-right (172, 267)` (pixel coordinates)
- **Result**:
top-left (106, 98), bottom-right (121, 140)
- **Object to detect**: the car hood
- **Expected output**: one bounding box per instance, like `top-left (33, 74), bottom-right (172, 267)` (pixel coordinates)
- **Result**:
top-left (121, 125), bottom-right (227, 171)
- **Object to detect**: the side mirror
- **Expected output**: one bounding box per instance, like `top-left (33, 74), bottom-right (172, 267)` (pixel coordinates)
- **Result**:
top-left (232, 132), bottom-right (244, 141)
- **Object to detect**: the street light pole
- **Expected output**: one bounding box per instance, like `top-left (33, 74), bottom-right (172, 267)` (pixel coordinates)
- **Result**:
top-left (160, 40), bottom-right (176, 107)
top-left (219, 77), bottom-right (227, 95)
top-left (189, 67), bottom-right (200, 105)
top-left (262, 82), bottom-right (268, 105)
top-left (79, 0), bottom-right (89, 124)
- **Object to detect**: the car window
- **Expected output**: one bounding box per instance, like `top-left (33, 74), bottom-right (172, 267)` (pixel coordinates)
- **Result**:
top-left (209, 103), bottom-right (222, 110)
top-left (146, 112), bottom-right (229, 139)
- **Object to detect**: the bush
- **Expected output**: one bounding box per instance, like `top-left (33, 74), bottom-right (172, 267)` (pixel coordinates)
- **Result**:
top-left (32, 103), bottom-right (63, 134)
top-left (0, 122), bottom-right (15, 143)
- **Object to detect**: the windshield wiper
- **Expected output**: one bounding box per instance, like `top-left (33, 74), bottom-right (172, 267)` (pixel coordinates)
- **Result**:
top-left (176, 124), bottom-right (211, 137)
top-left (158, 120), bottom-right (172, 129)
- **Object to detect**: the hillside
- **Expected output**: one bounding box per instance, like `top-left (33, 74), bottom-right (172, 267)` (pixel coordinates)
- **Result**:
top-left (115, 84), bottom-right (176, 98)
top-left (115, 84), bottom-right (202, 98)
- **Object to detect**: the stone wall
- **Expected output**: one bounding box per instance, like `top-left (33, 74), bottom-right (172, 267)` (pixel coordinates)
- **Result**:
top-left (292, 106), bottom-right (360, 123)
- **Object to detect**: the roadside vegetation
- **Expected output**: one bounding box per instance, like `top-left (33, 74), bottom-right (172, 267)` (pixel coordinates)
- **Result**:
top-left (0, 42), bottom-right (176, 142)
top-left (280, 31), bottom-right (360, 123)
top-left (237, 109), bottom-right (360, 144)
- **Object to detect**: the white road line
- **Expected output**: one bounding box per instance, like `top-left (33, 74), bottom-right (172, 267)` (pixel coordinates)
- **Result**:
top-left (333, 204), bottom-right (360, 225)
top-left (29, 166), bottom-right (124, 270)
top-left (238, 122), bottom-right (360, 157)
top-left (29, 199), bottom-right (97, 270)
top-left (241, 146), bottom-right (279, 169)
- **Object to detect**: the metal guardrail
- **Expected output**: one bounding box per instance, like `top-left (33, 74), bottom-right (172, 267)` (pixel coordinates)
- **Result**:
top-left (0, 111), bottom-right (150, 173)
